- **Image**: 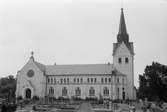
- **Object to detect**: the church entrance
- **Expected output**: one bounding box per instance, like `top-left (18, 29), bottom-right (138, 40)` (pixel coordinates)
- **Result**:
top-left (122, 92), bottom-right (125, 100)
top-left (25, 88), bottom-right (31, 99)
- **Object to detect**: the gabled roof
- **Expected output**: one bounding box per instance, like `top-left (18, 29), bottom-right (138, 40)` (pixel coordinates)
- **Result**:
top-left (113, 42), bottom-right (134, 56)
top-left (34, 61), bottom-right (46, 72)
top-left (45, 64), bottom-right (115, 75)
top-left (32, 60), bottom-right (125, 76)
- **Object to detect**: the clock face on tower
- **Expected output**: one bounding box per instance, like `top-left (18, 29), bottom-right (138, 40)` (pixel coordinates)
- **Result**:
top-left (27, 69), bottom-right (34, 78)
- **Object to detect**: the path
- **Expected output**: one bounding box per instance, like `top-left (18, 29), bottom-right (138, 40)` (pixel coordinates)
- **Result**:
top-left (77, 102), bottom-right (94, 112)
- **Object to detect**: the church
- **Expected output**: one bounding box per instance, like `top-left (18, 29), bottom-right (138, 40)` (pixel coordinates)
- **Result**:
top-left (16, 8), bottom-right (136, 100)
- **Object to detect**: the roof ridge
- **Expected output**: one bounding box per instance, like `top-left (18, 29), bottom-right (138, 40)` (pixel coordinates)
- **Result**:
top-left (34, 61), bottom-right (46, 72)
top-left (46, 63), bottom-right (113, 66)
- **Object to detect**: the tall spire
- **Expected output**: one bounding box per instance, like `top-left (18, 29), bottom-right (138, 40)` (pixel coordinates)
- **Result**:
top-left (119, 8), bottom-right (127, 34)
top-left (117, 8), bottom-right (129, 43)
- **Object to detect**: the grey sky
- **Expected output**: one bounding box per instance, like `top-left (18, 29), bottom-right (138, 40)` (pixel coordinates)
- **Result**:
top-left (0, 0), bottom-right (166, 87)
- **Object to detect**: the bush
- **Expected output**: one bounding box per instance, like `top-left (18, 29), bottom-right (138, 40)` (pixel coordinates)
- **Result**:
top-left (72, 96), bottom-right (82, 101)
top-left (57, 96), bottom-right (70, 101)
top-left (17, 96), bottom-right (23, 101)
top-left (32, 96), bottom-right (39, 101)
top-left (85, 97), bottom-right (98, 101)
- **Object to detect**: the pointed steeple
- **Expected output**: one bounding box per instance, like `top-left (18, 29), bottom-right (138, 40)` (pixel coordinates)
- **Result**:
top-left (117, 8), bottom-right (129, 44)
top-left (119, 8), bottom-right (127, 34)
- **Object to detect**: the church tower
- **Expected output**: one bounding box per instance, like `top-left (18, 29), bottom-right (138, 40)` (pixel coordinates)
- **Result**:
top-left (113, 8), bottom-right (135, 99)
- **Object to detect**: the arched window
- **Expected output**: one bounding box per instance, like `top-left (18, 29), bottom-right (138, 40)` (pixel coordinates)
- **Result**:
top-left (49, 87), bottom-right (54, 95)
top-left (48, 78), bottom-right (50, 84)
top-left (64, 78), bottom-right (66, 83)
top-left (54, 78), bottom-right (56, 84)
top-left (118, 58), bottom-right (122, 64)
top-left (80, 78), bottom-right (83, 83)
top-left (51, 78), bottom-right (53, 84)
top-left (103, 87), bottom-right (109, 96)
top-left (117, 87), bottom-right (119, 99)
top-left (91, 78), bottom-right (93, 83)
top-left (109, 78), bottom-right (111, 83)
top-left (101, 78), bottom-right (104, 83)
top-left (125, 57), bottom-right (128, 63)
top-left (77, 78), bottom-right (79, 83)
top-left (67, 78), bottom-right (69, 83)
top-left (74, 78), bottom-right (76, 83)
top-left (117, 78), bottom-right (119, 83)
top-left (105, 78), bottom-right (107, 83)
top-left (60, 78), bottom-right (63, 84)
top-left (94, 78), bottom-right (96, 83)
top-left (75, 87), bottom-right (81, 96)
top-left (87, 78), bottom-right (90, 83)
top-left (89, 87), bottom-right (95, 96)
top-left (62, 87), bottom-right (67, 96)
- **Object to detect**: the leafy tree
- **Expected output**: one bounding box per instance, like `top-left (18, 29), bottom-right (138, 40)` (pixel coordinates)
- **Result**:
top-left (0, 75), bottom-right (16, 100)
top-left (138, 62), bottom-right (167, 101)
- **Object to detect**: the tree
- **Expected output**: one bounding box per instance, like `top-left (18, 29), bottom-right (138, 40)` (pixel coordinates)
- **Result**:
top-left (138, 62), bottom-right (167, 101)
top-left (0, 75), bottom-right (16, 101)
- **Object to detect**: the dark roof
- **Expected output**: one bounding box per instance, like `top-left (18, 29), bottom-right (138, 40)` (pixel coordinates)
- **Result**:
top-left (33, 61), bottom-right (125, 76)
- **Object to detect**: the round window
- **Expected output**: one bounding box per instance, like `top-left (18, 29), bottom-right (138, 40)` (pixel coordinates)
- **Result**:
top-left (27, 69), bottom-right (34, 78)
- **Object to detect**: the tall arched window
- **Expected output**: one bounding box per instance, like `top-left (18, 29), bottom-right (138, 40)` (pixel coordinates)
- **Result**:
top-left (64, 78), bottom-right (66, 83)
top-left (48, 78), bottom-right (50, 84)
top-left (49, 87), bottom-right (54, 95)
top-left (51, 78), bottom-right (53, 84)
top-left (105, 78), bottom-right (107, 83)
top-left (62, 87), bottom-right (67, 96)
top-left (103, 87), bottom-right (109, 96)
top-left (101, 78), bottom-right (104, 83)
top-left (75, 87), bottom-right (81, 96)
top-left (54, 78), bottom-right (56, 84)
top-left (89, 87), bottom-right (95, 96)
top-left (117, 87), bottom-right (119, 99)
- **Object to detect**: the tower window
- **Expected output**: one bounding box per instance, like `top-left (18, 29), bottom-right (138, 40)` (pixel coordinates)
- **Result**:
top-left (118, 58), bottom-right (122, 64)
top-left (125, 57), bottom-right (128, 63)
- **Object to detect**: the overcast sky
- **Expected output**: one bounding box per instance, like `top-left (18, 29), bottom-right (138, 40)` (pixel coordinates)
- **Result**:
top-left (0, 0), bottom-right (166, 87)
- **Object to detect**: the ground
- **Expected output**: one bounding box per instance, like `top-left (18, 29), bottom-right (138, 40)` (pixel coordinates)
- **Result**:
top-left (15, 101), bottom-right (146, 112)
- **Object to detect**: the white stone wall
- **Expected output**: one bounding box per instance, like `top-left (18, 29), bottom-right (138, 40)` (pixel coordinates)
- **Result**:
top-left (16, 59), bottom-right (46, 98)
top-left (46, 74), bottom-right (126, 100)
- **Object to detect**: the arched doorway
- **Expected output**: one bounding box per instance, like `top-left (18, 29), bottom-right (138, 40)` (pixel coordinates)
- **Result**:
top-left (25, 88), bottom-right (31, 99)
top-left (122, 92), bottom-right (125, 100)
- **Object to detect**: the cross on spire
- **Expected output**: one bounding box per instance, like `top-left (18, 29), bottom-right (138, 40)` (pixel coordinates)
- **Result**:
top-left (31, 51), bottom-right (34, 57)
top-left (30, 51), bottom-right (34, 61)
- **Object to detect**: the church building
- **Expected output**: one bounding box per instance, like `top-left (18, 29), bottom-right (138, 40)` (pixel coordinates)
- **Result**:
top-left (16, 9), bottom-right (136, 100)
